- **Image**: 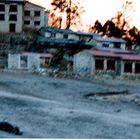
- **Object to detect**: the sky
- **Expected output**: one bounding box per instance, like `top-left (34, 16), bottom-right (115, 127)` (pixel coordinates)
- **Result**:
top-left (29, 0), bottom-right (140, 30)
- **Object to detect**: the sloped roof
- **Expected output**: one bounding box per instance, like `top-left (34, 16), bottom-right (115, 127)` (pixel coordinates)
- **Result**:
top-left (76, 31), bottom-right (96, 37)
top-left (94, 36), bottom-right (126, 43)
top-left (94, 46), bottom-right (130, 54)
top-left (119, 54), bottom-right (140, 61)
top-left (84, 49), bottom-right (140, 61)
top-left (0, 0), bottom-right (24, 3)
top-left (40, 27), bottom-right (74, 34)
top-left (84, 50), bottom-right (120, 58)
top-left (22, 52), bottom-right (53, 58)
top-left (37, 37), bottom-right (81, 44)
top-left (36, 37), bottom-right (92, 49)
top-left (25, 0), bottom-right (46, 9)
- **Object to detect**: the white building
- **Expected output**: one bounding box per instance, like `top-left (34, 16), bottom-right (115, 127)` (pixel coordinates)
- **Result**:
top-left (0, 0), bottom-right (24, 33)
top-left (0, 0), bottom-right (48, 33)
top-left (90, 36), bottom-right (127, 50)
top-left (8, 52), bottom-right (53, 70)
top-left (23, 1), bottom-right (48, 30)
top-left (74, 49), bottom-right (140, 77)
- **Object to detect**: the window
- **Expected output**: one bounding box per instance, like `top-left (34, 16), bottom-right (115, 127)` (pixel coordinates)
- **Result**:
top-left (24, 20), bottom-right (30, 25)
top-left (95, 58), bottom-right (104, 70)
top-left (135, 63), bottom-right (140, 73)
top-left (107, 60), bottom-right (115, 71)
top-left (9, 14), bottom-right (17, 21)
top-left (51, 33), bottom-right (56, 38)
top-left (34, 21), bottom-right (40, 26)
top-left (24, 10), bottom-right (30, 16)
top-left (9, 24), bottom-right (16, 32)
top-left (103, 43), bottom-right (109, 47)
top-left (0, 14), bottom-right (4, 21)
top-left (34, 11), bottom-right (40, 16)
top-left (114, 42), bottom-right (121, 48)
top-left (9, 5), bottom-right (17, 12)
top-left (0, 4), bottom-right (5, 11)
top-left (124, 62), bottom-right (132, 73)
top-left (63, 34), bottom-right (68, 39)
top-left (20, 56), bottom-right (28, 68)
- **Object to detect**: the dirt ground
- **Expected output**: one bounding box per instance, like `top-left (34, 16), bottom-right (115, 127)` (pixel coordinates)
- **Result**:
top-left (0, 72), bottom-right (140, 138)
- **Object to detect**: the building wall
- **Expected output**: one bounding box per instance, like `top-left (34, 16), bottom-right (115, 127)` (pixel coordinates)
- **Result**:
top-left (28, 54), bottom-right (40, 70)
top-left (8, 54), bottom-right (20, 69)
top-left (73, 52), bottom-right (94, 76)
top-left (0, 3), bottom-right (23, 33)
top-left (68, 34), bottom-right (79, 40)
top-left (45, 32), bottom-right (51, 38)
top-left (120, 43), bottom-right (126, 50)
top-left (23, 2), bottom-right (48, 30)
top-left (55, 33), bottom-right (63, 39)
top-left (74, 52), bottom-right (120, 76)
top-left (8, 53), bottom-right (40, 71)
top-left (91, 39), bottom-right (126, 50)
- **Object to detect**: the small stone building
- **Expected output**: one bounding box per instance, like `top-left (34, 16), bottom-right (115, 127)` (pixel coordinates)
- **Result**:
top-left (74, 49), bottom-right (140, 77)
top-left (8, 52), bottom-right (53, 71)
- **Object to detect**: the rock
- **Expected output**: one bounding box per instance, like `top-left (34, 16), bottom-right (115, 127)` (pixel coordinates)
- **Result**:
top-left (115, 109), bottom-right (121, 112)
top-left (0, 122), bottom-right (22, 135)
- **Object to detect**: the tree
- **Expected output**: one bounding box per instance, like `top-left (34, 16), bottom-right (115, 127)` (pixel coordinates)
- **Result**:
top-left (111, 0), bottom-right (134, 34)
top-left (102, 20), bottom-right (123, 37)
top-left (88, 20), bottom-right (103, 33)
top-left (49, 12), bottom-right (62, 28)
top-left (50, 0), bottom-right (85, 29)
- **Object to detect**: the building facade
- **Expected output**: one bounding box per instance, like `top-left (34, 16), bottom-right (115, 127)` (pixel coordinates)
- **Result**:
top-left (0, 0), bottom-right (48, 33)
top-left (90, 36), bottom-right (127, 50)
top-left (8, 52), bottom-right (53, 70)
top-left (74, 49), bottom-right (140, 77)
top-left (23, 1), bottom-right (48, 30)
top-left (0, 0), bottom-right (24, 33)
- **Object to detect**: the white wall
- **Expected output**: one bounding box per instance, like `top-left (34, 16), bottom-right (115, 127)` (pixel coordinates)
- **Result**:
top-left (24, 3), bottom-right (48, 30)
top-left (8, 53), bottom-right (40, 71)
top-left (8, 54), bottom-right (20, 69)
top-left (68, 34), bottom-right (79, 40)
top-left (73, 52), bottom-right (93, 76)
top-left (0, 3), bottom-right (23, 33)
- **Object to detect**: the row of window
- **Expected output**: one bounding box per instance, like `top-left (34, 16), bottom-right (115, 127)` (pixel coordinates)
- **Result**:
top-left (0, 13), bottom-right (41, 26)
top-left (95, 58), bottom-right (140, 74)
top-left (49, 33), bottom-right (69, 39)
top-left (0, 4), bottom-right (18, 12)
top-left (24, 10), bottom-right (40, 17)
top-left (102, 42), bottom-right (121, 48)
top-left (95, 59), bottom-right (115, 71)
top-left (24, 20), bottom-right (40, 26)
top-left (124, 62), bottom-right (140, 73)
top-left (0, 14), bottom-right (17, 21)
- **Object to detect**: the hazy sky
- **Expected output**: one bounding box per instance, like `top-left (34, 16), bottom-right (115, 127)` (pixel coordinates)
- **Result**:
top-left (30, 0), bottom-right (140, 30)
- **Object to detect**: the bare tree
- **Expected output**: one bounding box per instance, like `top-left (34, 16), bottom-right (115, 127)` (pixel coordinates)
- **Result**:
top-left (50, 0), bottom-right (85, 29)
top-left (111, 0), bottom-right (134, 31)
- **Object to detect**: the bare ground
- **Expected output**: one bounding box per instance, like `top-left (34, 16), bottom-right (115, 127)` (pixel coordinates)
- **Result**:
top-left (0, 72), bottom-right (140, 138)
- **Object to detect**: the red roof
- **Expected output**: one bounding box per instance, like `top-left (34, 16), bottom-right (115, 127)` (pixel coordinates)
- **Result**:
top-left (119, 54), bottom-right (140, 61)
top-left (22, 52), bottom-right (53, 58)
top-left (84, 50), bottom-right (120, 58)
top-left (84, 50), bottom-right (140, 61)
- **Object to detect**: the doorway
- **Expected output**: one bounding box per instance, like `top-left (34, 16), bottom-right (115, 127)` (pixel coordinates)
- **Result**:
top-left (9, 23), bottom-right (16, 32)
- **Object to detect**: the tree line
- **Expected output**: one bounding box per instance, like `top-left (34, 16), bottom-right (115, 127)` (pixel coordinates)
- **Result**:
top-left (49, 0), bottom-right (140, 46)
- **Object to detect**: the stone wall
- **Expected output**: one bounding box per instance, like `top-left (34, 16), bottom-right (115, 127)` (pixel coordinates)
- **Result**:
top-left (8, 53), bottom-right (40, 71)
top-left (73, 52), bottom-right (94, 76)
top-left (28, 54), bottom-right (40, 71)
top-left (8, 54), bottom-right (20, 69)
